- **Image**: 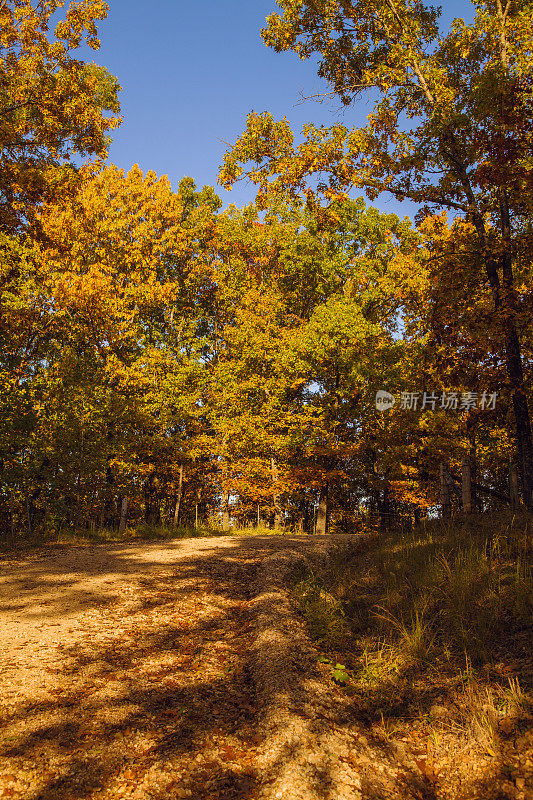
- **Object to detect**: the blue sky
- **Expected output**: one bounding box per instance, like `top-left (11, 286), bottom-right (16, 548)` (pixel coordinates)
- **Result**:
top-left (90, 0), bottom-right (475, 219)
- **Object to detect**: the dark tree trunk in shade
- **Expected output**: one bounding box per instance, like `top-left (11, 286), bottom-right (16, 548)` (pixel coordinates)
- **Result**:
top-left (173, 464), bottom-right (184, 527)
top-left (316, 485), bottom-right (328, 535)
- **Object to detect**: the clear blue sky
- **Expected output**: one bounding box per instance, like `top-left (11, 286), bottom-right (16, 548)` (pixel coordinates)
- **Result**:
top-left (91, 1), bottom-right (475, 219)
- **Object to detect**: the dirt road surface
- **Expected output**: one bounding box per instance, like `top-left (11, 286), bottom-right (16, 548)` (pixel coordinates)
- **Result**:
top-left (0, 535), bottom-right (419, 800)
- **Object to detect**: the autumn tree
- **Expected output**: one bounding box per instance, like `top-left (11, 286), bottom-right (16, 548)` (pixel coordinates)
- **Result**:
top-left (206, 196), bottom-right (425, 531)
top-left (0, 0), bottom-right (122, 536)
top-left (0, 165), bottom-right (221, 534)
top-left (407, 212), bottom-right (528, 507)
top-left (219, 0), bottom-right (533, 509)
top-left (0, 0), bottom-right (121, 234)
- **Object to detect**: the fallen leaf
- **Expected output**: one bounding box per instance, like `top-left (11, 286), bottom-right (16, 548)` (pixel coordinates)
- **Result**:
top-left (414, 757), bottom-right (438, 782)
top-left (219, 745), bottom-right (236, 761)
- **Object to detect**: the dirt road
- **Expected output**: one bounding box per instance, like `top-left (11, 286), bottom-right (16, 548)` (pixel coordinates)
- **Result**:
top-left (0, 535), bottom-right (410, 800)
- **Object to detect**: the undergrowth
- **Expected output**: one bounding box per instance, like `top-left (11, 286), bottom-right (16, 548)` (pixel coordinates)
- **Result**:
top-left (1, 521), bottom-right (297, 551)
top-left (291, 510), bottom-right (533, 766)
top-left (1, 523), bottom-right (222, 550)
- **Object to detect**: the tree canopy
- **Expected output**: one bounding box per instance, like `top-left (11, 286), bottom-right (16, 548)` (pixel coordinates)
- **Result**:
top-left (0, 0), bottom-right (532, 540)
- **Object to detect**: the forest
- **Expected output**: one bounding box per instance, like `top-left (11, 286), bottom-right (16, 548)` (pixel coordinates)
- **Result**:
top-left (1, 0), bottom-right (533, 543)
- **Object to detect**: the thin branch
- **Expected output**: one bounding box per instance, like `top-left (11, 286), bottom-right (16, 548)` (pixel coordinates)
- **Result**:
top-left (372, 181), bottom-right (470, 212)
top-left (383, 0), bottom-right (436, 106)
top-left (0, 98), bottom-right (37, 118)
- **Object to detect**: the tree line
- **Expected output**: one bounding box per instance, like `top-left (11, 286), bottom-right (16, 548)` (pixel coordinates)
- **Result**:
top-left (0, 0), bottom-right (532, 540)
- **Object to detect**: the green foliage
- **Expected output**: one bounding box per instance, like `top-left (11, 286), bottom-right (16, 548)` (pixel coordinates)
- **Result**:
top-left (317, 655), bottom-right (351, 684)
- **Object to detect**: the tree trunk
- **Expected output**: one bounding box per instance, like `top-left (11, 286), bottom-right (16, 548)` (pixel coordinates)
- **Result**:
top-left (509, 458), bottom-right (520, 509)
top-left (118, 496), bottom-right (129, 536)
top-left (26, 493), bottom-right (32, 538)
top-left (173, 464), bottom-right (184, 528)
top-left (316, 485), bottom-right (328, 535)
top-left (440, 463), bottom-right (452, 518)
top-left (479, 196), bottom-right (533, 511)
top-left (379, 479), bottom-right (391, 532)
top-left (511, 385), bottom-right (533, 510)
top-left (499, 193), bottom-right (533, 510)
top-left (271, 457), bottom-right (282, 530)
top-left (144, 473), bottom-right (160, 525)
top-left (100, 465), bottom-right (115, 528)
top-left (10, 493), bottom-right (15, 543)
top-left (222, 489), bottom-right (230, 531)
top-left (462, 459), bottom-right (472, 515)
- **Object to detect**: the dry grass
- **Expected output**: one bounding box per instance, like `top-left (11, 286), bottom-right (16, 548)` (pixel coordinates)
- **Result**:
top-left (2, 521), bottom-right (300, 552)
top-left (1, 522), bottom-right (226, 551)
top-left (291, 510), bottom-right (533, 799)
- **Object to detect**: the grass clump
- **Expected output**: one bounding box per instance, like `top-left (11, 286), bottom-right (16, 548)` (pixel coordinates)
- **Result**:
top-left (293, 567), bottom-right (351, 648)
